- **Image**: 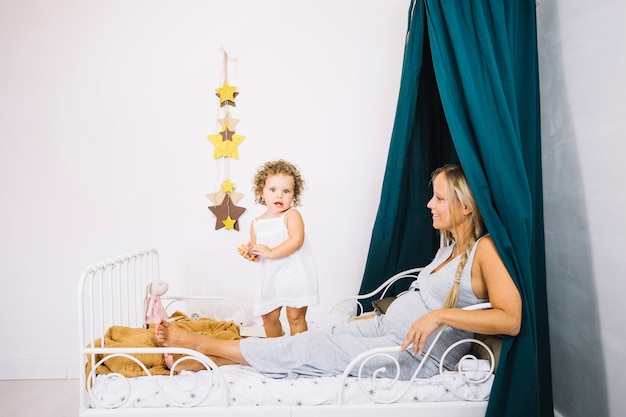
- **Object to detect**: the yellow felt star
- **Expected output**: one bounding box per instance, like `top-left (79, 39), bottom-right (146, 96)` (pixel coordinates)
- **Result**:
top-left (207, 133), bottom-right (245, 159)
top-left (222, 216), bottom-right (237, 230)
top-left (218, 111), bottom-right (239, 131)
top-left (215, 81), bottom-right (238, 106)
top-left (221, 180), bottom-right (235, 193)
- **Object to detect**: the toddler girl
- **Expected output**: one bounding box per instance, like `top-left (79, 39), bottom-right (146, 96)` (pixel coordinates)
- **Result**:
top-left (238, 160), bottom-right (319, 337)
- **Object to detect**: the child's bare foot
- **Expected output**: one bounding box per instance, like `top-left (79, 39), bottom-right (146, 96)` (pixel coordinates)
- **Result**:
top-left (163, 353), bottom-right (207, 372)
top-left (164, 352), bottom-right (175, 368)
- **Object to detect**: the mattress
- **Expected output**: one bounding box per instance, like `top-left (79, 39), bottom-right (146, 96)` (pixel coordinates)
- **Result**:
top-left (89, 362), bottom-right (493, 409)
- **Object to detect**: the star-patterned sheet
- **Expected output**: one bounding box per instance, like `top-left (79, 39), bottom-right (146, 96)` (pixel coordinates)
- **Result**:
top-left (88, 362), bottom-right (493, 409)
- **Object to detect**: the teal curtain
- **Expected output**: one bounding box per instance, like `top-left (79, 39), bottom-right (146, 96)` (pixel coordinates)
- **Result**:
top-left (359, 1), bottom-right (553, 416)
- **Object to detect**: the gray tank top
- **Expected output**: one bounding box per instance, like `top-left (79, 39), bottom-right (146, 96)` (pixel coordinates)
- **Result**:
top-left (410, 236), bottom-right (488, 309)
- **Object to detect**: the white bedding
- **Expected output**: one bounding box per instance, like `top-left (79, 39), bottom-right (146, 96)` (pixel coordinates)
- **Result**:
top-left (89, 362), bottom-right (493, 409)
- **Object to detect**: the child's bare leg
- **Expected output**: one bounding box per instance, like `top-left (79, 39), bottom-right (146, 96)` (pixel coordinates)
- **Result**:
top-left (261, 307), bottom-right (284, 337)
top-left (286, 306), bottom-right (308, 335)
top-left (155, 321), bottom-right (249, 366)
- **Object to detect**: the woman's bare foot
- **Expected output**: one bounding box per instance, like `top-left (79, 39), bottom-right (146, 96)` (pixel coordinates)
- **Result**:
top-left (155, 321), bottom-right (206, 350)
top-left (156, 320), bottom-right (249, 368)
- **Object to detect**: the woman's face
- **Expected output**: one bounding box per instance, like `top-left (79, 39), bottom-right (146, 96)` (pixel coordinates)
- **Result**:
top-left (262, 174), bottom-right (295, 215)
top-left (427, 173), bottom-right (465, 232)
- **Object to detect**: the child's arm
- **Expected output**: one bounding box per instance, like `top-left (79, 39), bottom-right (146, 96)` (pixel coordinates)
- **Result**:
top-left (253, 209), bottom-right (305, 259)
top-left (248, 221), bottom-right (257, 249)
top-left (237, 222), bottom-right (259, 262)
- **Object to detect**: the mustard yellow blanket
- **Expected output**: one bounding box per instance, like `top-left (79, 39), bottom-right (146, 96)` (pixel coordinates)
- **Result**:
top-left (86, 313), bottom-right (241, 378)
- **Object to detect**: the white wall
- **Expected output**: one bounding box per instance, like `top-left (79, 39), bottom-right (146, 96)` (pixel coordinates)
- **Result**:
top-left (0, 0), bottom-right (407, 378)
top-left (3, 1), bottom-right (626, 416)
top-left (537, 1), bottom-right (626, 416)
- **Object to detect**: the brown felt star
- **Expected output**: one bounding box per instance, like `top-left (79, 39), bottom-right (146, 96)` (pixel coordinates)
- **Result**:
top-left (219, 126), bottom-right (235, 141)
top-left (208, 194), bottom-right (246, 231)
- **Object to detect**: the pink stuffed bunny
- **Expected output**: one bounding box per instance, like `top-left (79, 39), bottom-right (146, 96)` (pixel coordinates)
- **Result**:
top-left (145, 280), bottom-right (169, 326)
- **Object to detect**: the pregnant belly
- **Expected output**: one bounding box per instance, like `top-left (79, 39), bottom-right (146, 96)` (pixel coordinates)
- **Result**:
top-left (380, 291), bottom-right (429, 342)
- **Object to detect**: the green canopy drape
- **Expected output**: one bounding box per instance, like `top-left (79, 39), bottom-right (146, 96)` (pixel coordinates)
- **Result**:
top-left (359, 1), bottom-right (553, 416)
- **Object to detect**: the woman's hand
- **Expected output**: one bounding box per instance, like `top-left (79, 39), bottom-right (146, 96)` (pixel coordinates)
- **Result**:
top-left (400, 310), bottom-right (443, 356)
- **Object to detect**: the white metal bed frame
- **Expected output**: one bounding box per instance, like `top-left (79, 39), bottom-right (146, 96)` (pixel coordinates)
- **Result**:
top-left (78, 248), bottom-right (495, 417)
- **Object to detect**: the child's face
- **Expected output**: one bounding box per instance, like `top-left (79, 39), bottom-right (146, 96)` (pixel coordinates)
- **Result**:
top-left (262, 174), bottom-right (295, 214)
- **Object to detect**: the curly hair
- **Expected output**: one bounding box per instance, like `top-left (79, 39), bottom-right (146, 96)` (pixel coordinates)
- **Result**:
top-left (252, 160), bottom-right (305, 207)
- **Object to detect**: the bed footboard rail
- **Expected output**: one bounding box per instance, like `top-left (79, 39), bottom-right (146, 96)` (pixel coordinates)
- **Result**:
top-left (83, 346), bottom-right (229, 409)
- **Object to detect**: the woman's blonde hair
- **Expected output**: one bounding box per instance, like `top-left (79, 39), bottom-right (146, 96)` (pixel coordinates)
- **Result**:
top-left (253, 160), bottom-right (305, 206)
top-left (431, 163), bottom-right (486, 308)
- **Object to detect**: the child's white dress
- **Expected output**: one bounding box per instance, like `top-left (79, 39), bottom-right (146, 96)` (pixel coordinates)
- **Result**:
top-left (252, 209), bottom-right (319, 316)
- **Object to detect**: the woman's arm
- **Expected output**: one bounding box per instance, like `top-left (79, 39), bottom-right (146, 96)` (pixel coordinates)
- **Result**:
top-left (467, 236), bottom-right (522, 335)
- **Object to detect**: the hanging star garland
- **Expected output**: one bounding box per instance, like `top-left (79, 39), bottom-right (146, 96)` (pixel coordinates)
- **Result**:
top-left (204, 49), bottom-right (247, 232)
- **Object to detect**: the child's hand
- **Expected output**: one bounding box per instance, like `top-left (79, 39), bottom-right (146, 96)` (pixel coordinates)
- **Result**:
top-left (249, 244), bottom-right (273, 259)
top-left (237, 243), bottom-right (258, 262)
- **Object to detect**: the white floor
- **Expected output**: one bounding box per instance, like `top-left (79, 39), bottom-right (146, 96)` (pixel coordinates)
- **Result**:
top-left (0, 379), bottom-right (78, 417)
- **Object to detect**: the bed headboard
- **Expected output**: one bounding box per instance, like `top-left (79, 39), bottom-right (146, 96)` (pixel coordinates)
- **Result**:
top-left (78, 248), bottom-right (159, 348)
